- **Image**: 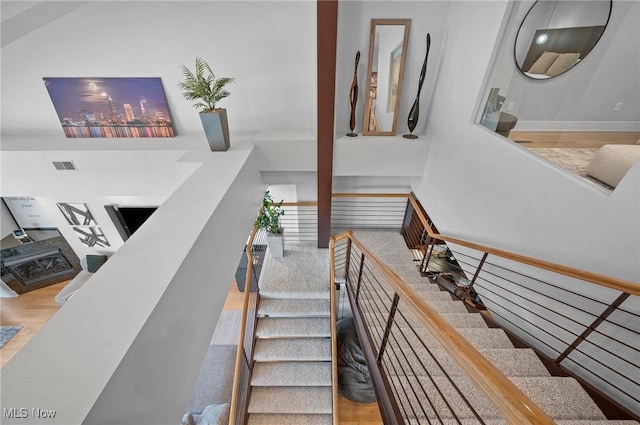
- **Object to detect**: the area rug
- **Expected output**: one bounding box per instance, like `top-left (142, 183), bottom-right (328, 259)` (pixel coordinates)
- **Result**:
top-left (1, 325), bottom-right (23, 348)
top-left (528, 147), bottom-right (613, 190)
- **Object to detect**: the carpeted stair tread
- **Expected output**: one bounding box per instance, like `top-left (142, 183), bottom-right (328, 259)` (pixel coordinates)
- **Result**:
top-left (248, 386), bottom-right (332, 414)
top-left (408, 421), bottom-right (640, 425)
top-left (509, 377), bottom-right (607, 420)
top-left (256, 317), bottom-right (331, 338)
top-left (369, 325), bottom-right (513, 351)
top-left (248, 413), bottom-right (333, 425)
top-left (251, 361), bottom-right (331, 386)
top-left (393, 375), bottom-right (607, 420)
top-left (259, 242), bottom-right (330, 299)
top-left (406, 281), bottom-right (445, 291)
top-left (258, 298), bottom-right (330, 317)
top-left (555, 421), bottom-right (640, 425)
top-left (439, 313), bottom-right (489, 329)
top-left (359, 289), bottom-right (452, 302)
top-left (254, 338), bottom-right (331, 362)
top-left (384, 345), bottom-right (550, 377)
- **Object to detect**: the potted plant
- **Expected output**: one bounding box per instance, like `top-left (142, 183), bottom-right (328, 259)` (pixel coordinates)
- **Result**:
top-left (179, 57), bottom-right (235, 151)
top-left (255, 191), bottom-right (285, 257)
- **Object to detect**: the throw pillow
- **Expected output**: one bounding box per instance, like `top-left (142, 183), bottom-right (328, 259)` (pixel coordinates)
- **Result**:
top-left (86, 255), bottom-right (108, 273)
top-left (181, 412), bottom-right (196, 425)
top-left (197, 403), bottom-right (230, 425)
top-left (545, 52), bottom-right (580, 77)
top-left (527, 51), bottom-right (560, 75)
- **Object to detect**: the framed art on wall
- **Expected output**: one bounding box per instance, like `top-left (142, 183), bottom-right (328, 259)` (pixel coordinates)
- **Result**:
top-left (43, 77), bottom-right (175, 138)
top-left (57, 203), bottom-right (96, 226)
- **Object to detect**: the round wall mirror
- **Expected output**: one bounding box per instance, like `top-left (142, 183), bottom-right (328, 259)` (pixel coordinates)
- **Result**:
top-left (514, 0), bottom-right (612, 79)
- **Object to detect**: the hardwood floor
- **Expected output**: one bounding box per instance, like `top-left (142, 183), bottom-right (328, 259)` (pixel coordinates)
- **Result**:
top-left (508, 131), bottom-right (640, 148)
top-left (338, 394), bottom-right (384, 425)
top-left (0, 281), bottom-right (65, 368)
top-left (1, 279), bottom-right (384, 424)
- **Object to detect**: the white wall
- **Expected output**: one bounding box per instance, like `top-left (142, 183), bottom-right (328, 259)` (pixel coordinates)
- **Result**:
top-left (496, 0), bottom-right (640, 129)
top-left (1, 144), bottom-right (265, 424)
top-left (1, 1), bottom-right (316, 139)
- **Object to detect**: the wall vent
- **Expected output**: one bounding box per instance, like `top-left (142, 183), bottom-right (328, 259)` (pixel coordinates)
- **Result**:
top-left (52, 161), bottom-right (77, 171)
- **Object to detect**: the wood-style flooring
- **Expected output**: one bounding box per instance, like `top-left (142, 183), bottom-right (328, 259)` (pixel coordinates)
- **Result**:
top-left (0, 278), bottom-right (383, 424)
top-left (508, 131), bottom-right (640, 148)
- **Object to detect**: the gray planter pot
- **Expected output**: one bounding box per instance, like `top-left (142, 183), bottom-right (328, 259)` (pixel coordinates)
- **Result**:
top-left (266, 230), bottom-right (284, 258)
top-left (199, 109), bottom-right (230, 151)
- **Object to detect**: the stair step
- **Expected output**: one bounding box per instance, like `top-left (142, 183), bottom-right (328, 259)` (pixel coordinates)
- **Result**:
top-left (386, 347), bottom-right (550, 377)
top-left (359, 289), bottom-right (452, 302)
top-left (248, 387), bottom-right (332, 414)
top-left (252, 362), bottom-right (331, 386)
top-left (407, 421), bottom-right (640, 425)
top-left (370, 326), bottom-right (513, 351)
top-left (406, 281), bottom-right (445, 291)
top-left (439, 313), bottom-right (489, 329)
top-left (394, 376), bottom-right (607, 420)
top-left (254, 338), bottom-right (331, 362)
top-left (248, 413), bottom-right (333, 425)
top-left (256, 317), bottom-right (331, 338)
top-left (360, 299), bottom-right (469, 315)
top-left (258, 298), bottom-right (330, 317)
top-left (510, 377), bottom-right (607, 420)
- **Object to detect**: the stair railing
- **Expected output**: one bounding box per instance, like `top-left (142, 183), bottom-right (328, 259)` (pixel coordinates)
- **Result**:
top-left (329, 235), bottom-right (339, 425)
top-left (229, 223), bottom-right (266, 425)
top-left (403, 193), bottom-right (640, 417)
top-left (332, 230), bottom-right (556, 425)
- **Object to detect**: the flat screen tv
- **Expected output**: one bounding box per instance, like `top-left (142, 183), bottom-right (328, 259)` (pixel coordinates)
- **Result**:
top-left (104, 205), bottom-right (157, 241)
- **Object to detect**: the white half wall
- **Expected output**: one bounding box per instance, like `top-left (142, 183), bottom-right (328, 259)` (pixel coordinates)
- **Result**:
top-left (0, 144), bottom-right (265, 424)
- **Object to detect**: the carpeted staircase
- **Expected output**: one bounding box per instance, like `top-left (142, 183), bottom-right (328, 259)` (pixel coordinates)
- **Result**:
top-left (352, 230), bottom-right (638, 425)
top-left (246, 242), bottom-right (333, 425)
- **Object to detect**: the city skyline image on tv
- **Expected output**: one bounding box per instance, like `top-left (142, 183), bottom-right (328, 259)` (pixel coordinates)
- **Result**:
top-left (43, 77), bottom-right (175, 138)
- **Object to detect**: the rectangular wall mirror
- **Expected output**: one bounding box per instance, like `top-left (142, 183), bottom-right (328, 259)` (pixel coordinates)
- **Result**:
top-left (363, 19), bottom-right (411, 136)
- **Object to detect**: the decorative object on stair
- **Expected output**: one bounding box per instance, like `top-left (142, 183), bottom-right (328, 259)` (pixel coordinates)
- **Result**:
top-left (347, 51), bottom-right (361, 137)
top-left (254, 191), bottom-right (285, 258)
top-left (403, 33), bottom-right (431, 139)
top-left (1, 325), bottom-right (23, 348)
top-left (179, 57), bottom-right (235, 151)
top-left (337, 317), bottom-right (376, 403)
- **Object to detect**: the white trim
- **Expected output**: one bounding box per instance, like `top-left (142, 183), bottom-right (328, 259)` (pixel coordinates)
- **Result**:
top-left (514, 121), bottom-right (640, 132)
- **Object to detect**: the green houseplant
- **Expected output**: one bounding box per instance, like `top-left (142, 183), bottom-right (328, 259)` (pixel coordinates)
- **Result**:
top-left (255, 191), bottom-right (285, 257)
top-left (179, 57), bottom-right (235, 151)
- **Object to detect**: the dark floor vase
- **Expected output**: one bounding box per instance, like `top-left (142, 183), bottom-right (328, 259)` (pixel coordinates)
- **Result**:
top-left (200, 109), bottom-right (230, 151)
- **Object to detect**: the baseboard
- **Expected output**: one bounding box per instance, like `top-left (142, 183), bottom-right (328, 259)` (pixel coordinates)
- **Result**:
top-left (514, 121), bottom-right (640, 132)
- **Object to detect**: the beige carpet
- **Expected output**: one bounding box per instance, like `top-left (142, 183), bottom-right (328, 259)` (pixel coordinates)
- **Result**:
top-left (528, 148), bottom-right (613, 190)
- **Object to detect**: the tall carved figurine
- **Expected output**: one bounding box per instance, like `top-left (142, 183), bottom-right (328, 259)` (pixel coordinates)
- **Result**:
top-left (404, 33), bottom-right (431, 139)
top-left (347, 51), bottom-right (361, 137)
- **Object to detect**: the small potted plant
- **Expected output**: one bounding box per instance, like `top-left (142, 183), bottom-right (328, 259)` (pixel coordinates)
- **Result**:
top-left (255, 191), bottom-right (285, 257)
top-left (178, 57), bottom-right (235, 151)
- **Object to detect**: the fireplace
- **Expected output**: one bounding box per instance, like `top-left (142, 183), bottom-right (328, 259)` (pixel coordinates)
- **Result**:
top-left (2, 247), bottom-right (76, 288)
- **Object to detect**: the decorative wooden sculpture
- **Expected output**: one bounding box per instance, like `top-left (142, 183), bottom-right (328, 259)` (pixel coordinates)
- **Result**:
top-left (347, 51), bottom-right (361, 137)
top-left (404, 33), bottom-right (431, 139)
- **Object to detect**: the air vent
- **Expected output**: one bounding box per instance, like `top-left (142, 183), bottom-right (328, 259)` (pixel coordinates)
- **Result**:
top-left (52, 161), bottom-right (77, 171)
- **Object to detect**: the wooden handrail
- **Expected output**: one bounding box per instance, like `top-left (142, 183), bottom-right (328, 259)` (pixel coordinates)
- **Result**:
top-left (335, 231), bottom-right (556, 425)
top-left (228, 224), bottom-right (260, 425)
top-left (405, 194), bottom-right (640, 295)
top-left (329, 237), bottom-right (339, 425)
